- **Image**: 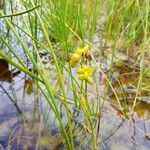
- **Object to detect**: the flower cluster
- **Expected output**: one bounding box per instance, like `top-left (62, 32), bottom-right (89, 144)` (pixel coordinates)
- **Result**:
top-left (70, 45), bottom-right (89, 67)
top-left (70, 45), bottom-right (94, 85)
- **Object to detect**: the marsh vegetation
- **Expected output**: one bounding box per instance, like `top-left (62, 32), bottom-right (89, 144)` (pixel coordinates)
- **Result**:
top-left (0, 0), bottom-right (150, 149)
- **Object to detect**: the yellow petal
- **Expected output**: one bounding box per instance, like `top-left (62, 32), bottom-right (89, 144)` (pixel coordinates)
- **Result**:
top-left (86, 67), bottom-right (94, 76)
top-left (84, 72), bottom-right (89, 79)
top-left (77, 68), bottom-right (84, 74)
top-left (86, 77), bottom-right (93, 85)
top-left (71, 53), bottom-right (81, 62)
top-left (78, 74), bottom-right (86, 80)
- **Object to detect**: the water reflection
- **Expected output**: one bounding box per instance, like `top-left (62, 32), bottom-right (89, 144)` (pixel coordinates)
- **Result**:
top-left (24, 78), bottom-right (34, 95)
top-left (100, 101), bottom-right (150, 150)
top-left (0, 0), bottom-right (4, 9)
top-left (0, 67), bottom-right (71, 149)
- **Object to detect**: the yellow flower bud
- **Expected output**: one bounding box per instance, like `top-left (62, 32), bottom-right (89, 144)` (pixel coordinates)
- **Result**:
top-left (70, 53), bottom-right (81, 67)
top-left (83, 45), bottom-right (89, 53)
top-left (74, 45), bottom-right (89, 56)
top-left (69, 45), bottom-right (90, 68)
top-left (74, 48), bottom-right (85, 56)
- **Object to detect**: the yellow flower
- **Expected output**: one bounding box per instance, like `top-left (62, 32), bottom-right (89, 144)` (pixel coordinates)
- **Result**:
top-left (74, 45), bottom-right (89, 56)
top-left (70, 45), bottom-right (90, 67)
top-left (77, 65), bottom-right (94, 85)
top-left (70, 53), bottom-right (81, 67)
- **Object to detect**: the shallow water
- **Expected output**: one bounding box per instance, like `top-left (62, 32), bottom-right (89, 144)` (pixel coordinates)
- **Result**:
top-left (0, 64), bottom-right (63, 149)
top-left (0, 60), bottom-right (150, 150)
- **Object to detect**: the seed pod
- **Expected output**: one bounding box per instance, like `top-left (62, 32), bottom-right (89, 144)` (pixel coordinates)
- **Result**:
top-left (84, 52), bottom-right (92, 61)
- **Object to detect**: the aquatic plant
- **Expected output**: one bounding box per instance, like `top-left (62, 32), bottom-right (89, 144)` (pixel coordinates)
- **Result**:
top-left (0, 0), bottom-right (149, 149)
